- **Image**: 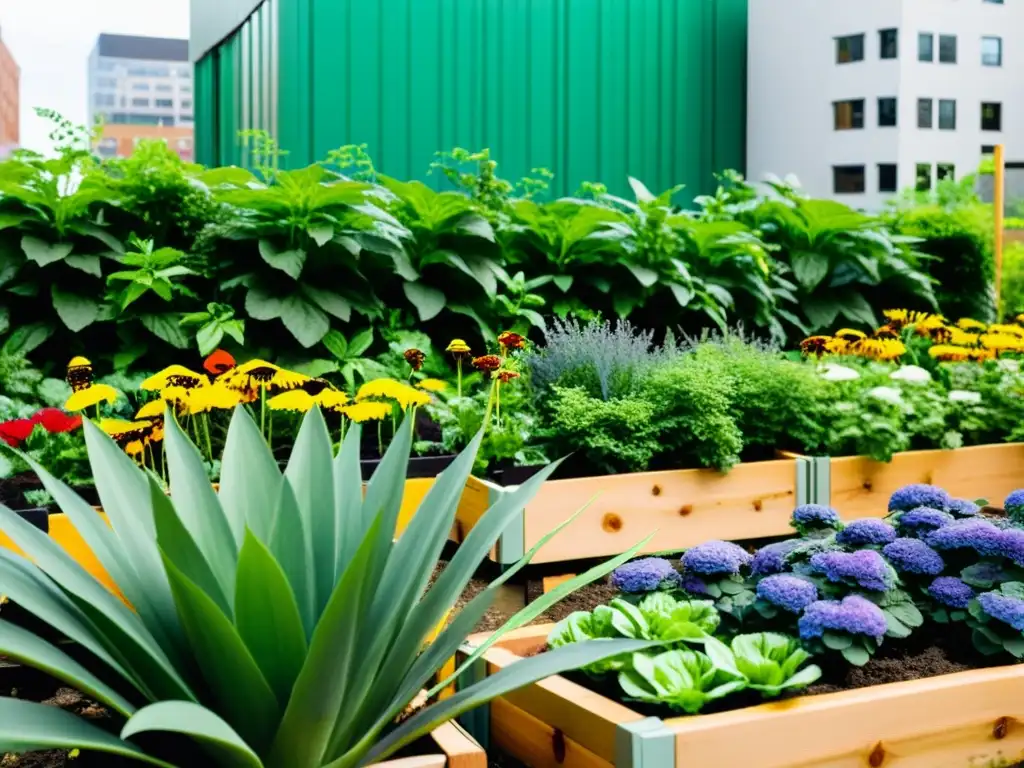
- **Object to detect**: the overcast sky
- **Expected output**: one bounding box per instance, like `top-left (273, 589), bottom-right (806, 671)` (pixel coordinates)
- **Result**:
top-left (1, 0), bottom-right (189, 153)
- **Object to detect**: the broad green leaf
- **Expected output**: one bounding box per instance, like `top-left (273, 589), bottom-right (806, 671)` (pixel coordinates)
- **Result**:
top-left (235, 530), bottom-right (308, 706)
top-left (308, 223), bottom-right (335, 247)
top-left (322, 329), bottom-right (349, 360)
top-left (403, 280), bottom-right (446, 321)
top-left (51, 286), bottom-right (100, 331)
top-left (0, 212), bottom-right (28, 231)
top-left (123, 701), bottom-right (262, 768)
top-left (283, 407), bottom-right (336, 616)
top-left (196, 322), bottom-right (224, 356)
top-left (821, 631), bottom-right (852, 650)
top-left (790, 250), bottom-right (830, 290)
top-left (834, 290), bottom-right (877, 327)
top-left (454, 213), bottom-right (495, 242)
top-left (553, 275), bottom-right (573, 292)
top-left (801, 295), bottom-right (841, 330)
top-left (1, 322), bottom-right (52, 356)
top-left (245, 286), bottom-right (284, 320)
top-left (219, 406), bottom-right (282, 545)
top-left (164, 412), bottom-right (239, 600)
top-left (163, 554), bottom-right (281, 756)
top-left (0, 304), bottom-right (8, 335)
top-left (624, 263), bottom-right (659, 288)
top-left (22, 235), bottom-right (72, 266)
top-left (303, 285), bottom-right (352, 322)
top-left (279, 293), bottom-right (330, 347)
top-left (840, 645), bottom-right (871, 666)
top-left (259, 240), bottom-right (307, 280)
top-left (65, 253), bottom-right (102, 277)
top-left (628, 177), bottom-right (656, 203)
top-left (141, 313), bottom-right (190, 348)
top-left (0, 699), bottom-right (174, 768)
top-left (75, 223), bottom-right (124, 253)
top-left (348, 328), bottom-right (373, 356)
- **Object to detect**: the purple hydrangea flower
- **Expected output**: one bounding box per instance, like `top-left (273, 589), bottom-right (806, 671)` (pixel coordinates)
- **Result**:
top-left (977, 591), bottom-right (1024, 631)
top-left (798, 595), bottom-right (888, 640)
top-left (791, 504), bottom-right (842, 533)
top-left (610, 557), bottom-right (681, 594)
top-left (679, 574), bottom-right (710, 595)
top-left (888, 484), bottom-right (952, 513)
top-left (896, 507), bottom-right (955, 537)
top-left (809, 549), bottom-right (893, 591)
top-left (882, 538), bottom-right (945, 575)
top-left (681, 540), bottom-right (752, 576)
top-left (1006, 489), bottom-right (1024, 523)
top-left (756, 574), bottom-right (819, 613)
top-left (945, 498), bottom-right (980, 518)
top-left (836, 519), bottom-right (897, 547)
top-left (928, 577), bottom-right (975, 609)
top-left (926, 519), bottom-right (1006, 557)
top-left (996, 528), bottom-right (1024, 567)
top-left (750, 539), bottom-right (802, 576)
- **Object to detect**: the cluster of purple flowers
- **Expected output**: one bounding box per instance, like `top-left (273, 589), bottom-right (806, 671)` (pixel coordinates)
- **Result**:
top-left (809, 549), bottom-right (893, 591)
top-left (791, 504), bottom-right (842, 534)
top-left (888, 484), bottom-right (952, 513)
top-left (1005, 489), bottom-right (1024, 523)
top-left (946, 498), bottom-right (980, 518)
top-left (882, 538), bottom-right (945, 576)
top-left (836, 519), bottom-right (897, 547)
top-left (681, 540), bottom-right (752, 576)
top-left (679, 574), bottom-right (710, 595)
top-left (610, 557), bottom-right (681, 594)
top-left (977, 591), bottom-right (1024, 631)
top-left (896, 507), bottom-right (955, 537)
top-left (927, 577), bottom-right (975, 609)
top-left (926, 519), bottom-right (1011, 559)
top-left (750, 539), bottom-right (802, 576)
top-left (756, 574), bottom-right (818, 613)
top-left (798, 595), bottom-right (888, 640)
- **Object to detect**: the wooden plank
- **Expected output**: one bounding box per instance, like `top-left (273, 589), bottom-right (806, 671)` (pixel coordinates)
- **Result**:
top-left (667, 664), bottom-right (1024, 768)
top-left (521, 460), bottom-right (799, 563)
top-left (429, 721), bottom-right (486, 768)
top-left (829, 443), bottom-right (1024, 519)
top-left (373, 755), bottom-right (446, 768)
top-left (542, 574), bottom-right (576, 594)
top-left (491, 696), bottom-right (612, 768)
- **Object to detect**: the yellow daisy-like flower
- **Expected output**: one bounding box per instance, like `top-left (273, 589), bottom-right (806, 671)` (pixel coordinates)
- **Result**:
top-left (834, 329), bottom-right (866, 343)
top-left (928, 345), bottom-right (973, 362)
top-left (394, 387), bottom-right (431, 410)
top-left (882, 309), bottom-right (934, 330)
top-left (64, 383), bottom-right (119, 412)
top-left (341, 401), bottom-right (392, 423)
top-left (987, 324), bottom-right (1024, 339)
top-left (956, 317), bottom-right (987, 332)
top-left (416, 378), bottom-right (448, 393)
top-left (825, 338), bottom-right (850, 355)
top-left (979, 333), bottom-right (1024, 353)
top-left (853, 338), bottom-right (906, 361)
top-left (142, 365), bottom-right (208, 391)
top-left (356, 378), bottom-right (410, 401)
top-left (136, 400), bottom-right (166, 420)
top-left (318, 390), bottom-right (350, 410)
top-left (66, 356), bottom-right (94, 392)
top-left (188, 382), bottom-right (245, 413)
top-left (98, 419), bottom-right (155, 455)
top-left (268, 390), bottom-right (318, 413)
top-left (98, 418), bottom-right (140, 435)
top-left (446, 339), bottom-right (471, 355)
top-left (224, 360), bottom-right (310, 391)
top-left (947, 328), bottom-right (982, 347)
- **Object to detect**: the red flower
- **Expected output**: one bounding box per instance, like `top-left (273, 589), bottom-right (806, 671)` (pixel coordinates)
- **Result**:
top-left (204, 349), bottom-right (236, 376)
top-left (0, 419), bottom-right (36, 447)
top-left (31, 408), bottom-right (83, 434)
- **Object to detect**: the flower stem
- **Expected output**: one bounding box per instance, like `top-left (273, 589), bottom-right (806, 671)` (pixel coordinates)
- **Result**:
top-left (377, 421), bottom-right (384, 458)
top-left (456, 359), bottom-right (463, 399)
top-left (201, 414), bottom-right (214, 463)
top-left (260, 387), bottom-right (267, 442)
top-left (495, 381), bottom-right (501, 429)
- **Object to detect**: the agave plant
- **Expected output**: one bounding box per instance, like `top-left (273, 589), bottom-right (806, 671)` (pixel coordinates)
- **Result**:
top-left (0, 406), bottom-right (654, 766)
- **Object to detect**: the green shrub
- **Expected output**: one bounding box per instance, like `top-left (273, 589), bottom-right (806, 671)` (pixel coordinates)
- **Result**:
top-left (1000, 241), bottom-right (1024, 319)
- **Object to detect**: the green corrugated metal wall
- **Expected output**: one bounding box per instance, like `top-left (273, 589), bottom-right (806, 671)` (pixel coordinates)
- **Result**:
top-left (196, 0), bottom-right (747, 197)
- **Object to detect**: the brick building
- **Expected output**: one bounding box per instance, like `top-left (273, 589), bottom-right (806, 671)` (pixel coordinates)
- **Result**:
top-left (0, 26), bottom-right (20, 152)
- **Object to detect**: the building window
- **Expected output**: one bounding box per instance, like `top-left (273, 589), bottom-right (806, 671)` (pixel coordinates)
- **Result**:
top-left (833, 165), bottom-right (866, 194)
top-left (919, 33), bottom-right (934, 62)
top-left (982, 102), bottom-right (1002, 130)
top-left (879, 29), bottom-right (898, 59)
top-left (983, 0), bottom-right (1004, 4)
top-left (937, 163), bottom-right (955, 182)
top-left (178, 67), bottom-right (193, 79)
top-left (181, 99), bottom-right (193, 110)
top-left (916, 163), bottom-right (933, 192)
top-left (181, 116), bottom-right (194, 124)
top-left (939, 99), bottom-right (957, 130)
top-left (97, 77), bottom-right (117, 89)
top-left (878, 97), bottom-right (898, 127)
top-left (155, 98), bottom-right (174, 108)
top-left (836, 34), bottom-right (865, 63)
top-left (833, 99), bottom-right (865, 130)
top-left (156, 84), bottom-right (173, 93)
top-left (939, 35), bottom-right (957, 63)
top-left (982, 36), bottom-right (1003, 66)
top-left (917, 98), bottom-right (934, 128)
top-left (131, 98), bottom-right (150, 108)
top-left (878, 164), bottom-right (898, 193)
top-left (131, 83), bottom-right (150, 92)
top-left (97, 60), bottom-right (116, 72)
top-left (94, 93), bottom-right (116, 107)
top-left (180, 85), bottom-right (193, 94)
top-left (982, 144), bottom-right (997, 154)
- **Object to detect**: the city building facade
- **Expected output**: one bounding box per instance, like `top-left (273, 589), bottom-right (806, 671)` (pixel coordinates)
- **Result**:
top-left (0, 26), bottom-right (20, 153)
top-left (747, 0), bottom-right (1023, 209)
top-left (87, 33), bottom-right (194, 159)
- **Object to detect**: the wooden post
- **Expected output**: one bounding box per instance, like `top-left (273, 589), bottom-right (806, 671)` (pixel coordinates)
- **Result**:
top-left (994, 144), bottom-right (1005, 317)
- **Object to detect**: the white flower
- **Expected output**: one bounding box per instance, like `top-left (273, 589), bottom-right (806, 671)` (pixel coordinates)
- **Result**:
top-left (948, 390), bottom-right (982, 404)
top-left (889, 365), bottom-right (932, 383)
top-left (867, 386), bottom-right (903, 405)
top-left (819, 364), bottom-right (860, 382)
top-left (997, 359), bottom-right (1021, 373)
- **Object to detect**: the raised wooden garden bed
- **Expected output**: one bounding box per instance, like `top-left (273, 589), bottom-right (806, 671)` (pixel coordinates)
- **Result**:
top-left (460, 625), bottom-right (1024, 768)
top-left (804, 443), bottom-right (1024, 519)
top-left (376, 721), bottom-right (485, 768)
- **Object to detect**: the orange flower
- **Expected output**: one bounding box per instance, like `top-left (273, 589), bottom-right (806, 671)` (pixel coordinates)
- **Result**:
top-left (497, 370), bottom-right (520, 383)
top-left (800, 336), bottom-right (832, 357)
top-left (404, 348), bottom-right (426, 371)
top-left (497, 331), bottom-right (526, 351)
top-left (204, 349), bottom-right (236, 376)
top-left (472, 355), bottom-right (501, 374)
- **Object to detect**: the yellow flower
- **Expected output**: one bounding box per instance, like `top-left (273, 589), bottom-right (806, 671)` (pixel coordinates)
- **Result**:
top-left (188, 382), bottom-right (245, 413)
top-left (98, 419), bottom-right (155, 455)
top-left (825, 338), bottom-right (850, 355)
top-left (136, 400), bottom-right (166, 420)
top-left (948, 328), bottom-right (982, 347)
top-left (268, 390), bottom-right (318, 413)
top-left (66, 357), bottom-right (94, 391)
top-left (980, 333), bottom-right (1024, 353)
top-left (64, 384), bottom-right (119, 412)
top-left (142, 365), bottom-right (208, 391)
top-left (224, 360), bottom-right (310, 391)
top-left (834, 329), bottom-right (866, 343)
top-left (956, 317), bottom-right (987, 332)
top-left (853, 338), bottom-right (906, 361)
top-left (446, 339), bottom-right (471, 355)
top-left (341, 402), bottom-right (392, 423)
top-left (987, 324), bottom-right (1024, 339)
top-left (356, 378), bottom-right (409, 401)
top-left (318, 390), bottom-right (350, 410)
top-left (416, 378), bottom-right (448, 393)
top-left (928, 345), bottom-right (996, 362)
top-left (98, 418), bottom-right (140, 435)
top-left (395, 388), bottom-right (431, 409)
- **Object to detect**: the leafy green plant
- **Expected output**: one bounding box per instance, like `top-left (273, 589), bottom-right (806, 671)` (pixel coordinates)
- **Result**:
top-left (180, 303), bottom-right (246, 357)
top-left (703, 633), bottom-right (822, 696)
top-left (0, 406), bottom-right (656, 766)
top-left (617, 649), bottom-right (746, 713)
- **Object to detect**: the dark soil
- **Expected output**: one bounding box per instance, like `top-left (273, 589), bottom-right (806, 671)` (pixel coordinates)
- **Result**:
top-left (0, 475), bottom-right (100, 513)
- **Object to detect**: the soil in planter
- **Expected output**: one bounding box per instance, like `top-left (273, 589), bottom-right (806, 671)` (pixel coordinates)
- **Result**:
top-left (0, 474), bottom-right (99, 513)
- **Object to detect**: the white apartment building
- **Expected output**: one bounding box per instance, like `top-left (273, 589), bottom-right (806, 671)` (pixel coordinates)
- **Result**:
top-left (86, 34), bottom-right (193, 158)
top-left (747, 0), bottom-right (1023, 209)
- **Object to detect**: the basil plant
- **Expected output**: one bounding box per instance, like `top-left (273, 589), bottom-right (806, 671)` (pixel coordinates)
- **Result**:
top-left (0, 406), bottom-right (653, 766)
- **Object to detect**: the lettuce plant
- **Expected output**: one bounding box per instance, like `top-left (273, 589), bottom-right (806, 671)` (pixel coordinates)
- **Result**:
top-left (617, 649), bottom-right (746, 714)
top-left (704, 633), bottom-right (822, 697)
top-left (0, 407), bottom-right (655, 766)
